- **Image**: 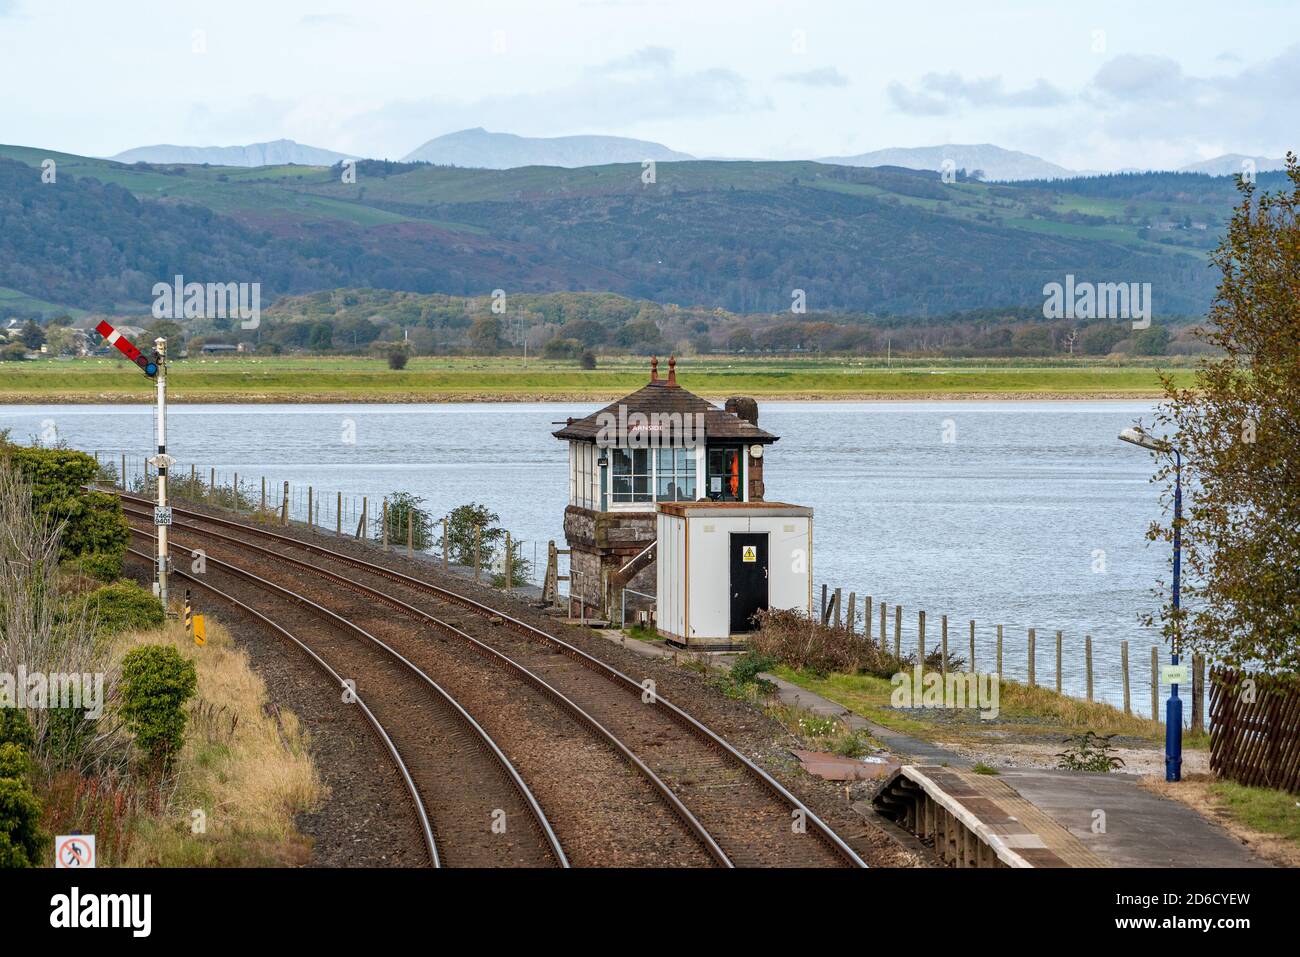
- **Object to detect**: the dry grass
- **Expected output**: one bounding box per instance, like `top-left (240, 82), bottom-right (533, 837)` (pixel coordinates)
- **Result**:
top-left (1140, 773), bottom-right (1300, 868)
top-left (117, 617), bottom-right (321, 866)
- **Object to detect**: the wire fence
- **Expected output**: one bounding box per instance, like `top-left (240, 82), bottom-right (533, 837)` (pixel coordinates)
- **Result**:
top-left (92, 449), bottom-right (564, 594)
top-left (813, 583), bottom-right (1207, 727)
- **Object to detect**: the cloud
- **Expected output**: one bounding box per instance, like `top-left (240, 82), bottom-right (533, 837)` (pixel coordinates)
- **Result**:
top-left (779, 67), bottom-right (849, 88)
top-left (887, 72), bottom-right (1068, 115)
top-left (1090, 54), bottom-right (1186, 103)
top-left (299, 14), bottom-right (352, 27)
top-left (341, 46), bottom-right (767, 156)
top-left (1084, 45), bottom-right (1300, 156)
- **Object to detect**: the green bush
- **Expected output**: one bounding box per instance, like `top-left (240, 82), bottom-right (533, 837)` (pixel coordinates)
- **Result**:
top-left (729, 651), bottom-right (777, 686)
top-left (0, 709), bottom-right (35, 750)
top-left (376, 491), bottom-right (434, 550)
top-left (1, 445), bottom-right (129, 564)
top-left (0, 776), bottom-right (44, 868)
top-left (62, 550), bottom-right (125, 582)
top-left (73, 582), bottom-right (164, 637)
top-left (0, 743), bottom-right (33, 780)
top-left (120, 645), bottom-right (197, 768)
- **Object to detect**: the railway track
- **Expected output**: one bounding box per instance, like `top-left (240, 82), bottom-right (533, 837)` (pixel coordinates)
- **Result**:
top-left (125, 532), bottom-right (568, 868)
top-left (120, 492), bottom-right (867, 868)
top-left (124, 544), bottom-right (442, 867)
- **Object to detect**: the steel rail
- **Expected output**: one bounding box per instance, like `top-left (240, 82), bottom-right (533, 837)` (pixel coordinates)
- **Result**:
top-left (123, 544), bottom-right (441, 868)
top-left (125, 505), bottom-right (732, 867)
top-left (119, 492), bottom-right (867, 867)
top-left (127, 528), bottom-right (568, 868)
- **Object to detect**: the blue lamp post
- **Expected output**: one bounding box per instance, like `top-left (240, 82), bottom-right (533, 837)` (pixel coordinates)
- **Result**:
top-left (1119, 426), bottom-right (1183, 782)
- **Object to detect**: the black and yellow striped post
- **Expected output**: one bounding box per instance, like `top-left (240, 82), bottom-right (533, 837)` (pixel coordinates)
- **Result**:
top-left (183, 589), bottom-right (192, 636)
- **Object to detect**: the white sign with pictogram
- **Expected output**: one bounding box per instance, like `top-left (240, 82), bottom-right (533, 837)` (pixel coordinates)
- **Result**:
top-left (55, 834), bottom-right (96, 868)
top-left (742, 545), bottom-right (757, 563)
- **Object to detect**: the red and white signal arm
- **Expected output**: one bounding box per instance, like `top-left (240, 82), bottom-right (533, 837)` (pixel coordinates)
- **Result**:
top-left (95, 320), bottom-right (158, 377)
top-left (55, 834), bottom-right (96, 868)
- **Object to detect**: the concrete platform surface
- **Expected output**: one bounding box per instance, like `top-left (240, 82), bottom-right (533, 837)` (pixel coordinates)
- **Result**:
top-left (999, 768), bottom-right (1269, 868)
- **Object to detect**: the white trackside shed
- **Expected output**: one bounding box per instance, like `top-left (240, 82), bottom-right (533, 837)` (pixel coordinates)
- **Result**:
top-left (656, 501), bottom-right (812, 648)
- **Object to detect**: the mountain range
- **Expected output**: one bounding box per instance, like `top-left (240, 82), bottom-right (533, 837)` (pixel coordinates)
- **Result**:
top-left (110, 138), bottom-right (351, 167)
top-left (401, 127), bottom-right (694, 168)
top-left (816, 144), bottom-right (1077, 182)
top-left (103, 130), bottom-right (1286, 180)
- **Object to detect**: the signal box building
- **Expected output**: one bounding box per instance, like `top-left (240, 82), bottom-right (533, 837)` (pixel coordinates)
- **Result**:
top-left (553, 357), bottom-right (778, 620)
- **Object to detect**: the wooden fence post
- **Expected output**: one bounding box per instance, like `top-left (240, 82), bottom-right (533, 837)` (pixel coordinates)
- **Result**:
top-left (407, 509), bottom-right (414, 558)
top-left (474, 524), bottom-right (481, 582)
top-left (336, 492), bottom-right (342, 536)
top-left (233, 473), bottom-right (239, 514)
top-left (941, 615), bottom-right (948, 676)
top-left (443, 517), bottom-right (450, 570)
top-left (833, 588), bottom-right (842, 629)
top-left (1121, 641), bottom-right (1131, 714)
top-left (382, 498), bottom-right (389, 551)
top-left (820, 584), bottom-right (828, 624)
top-left (918, 610), bottom-right (926, 665)
top-left (280, 481), bottom-right (289, 525)
top-left (969, 620), bottom-right (976, 673)
top-left (210, 467), bottom-right (215, 499)
top-left (1028, 628), bottom-right (1036, 687)
top-left (864, 596), bottom-right (872, 643)
top-left (307, 486), bottom-right (313, 530)
top-left (357, 497), bottom-right (367, 539)
top-left (996, 625), bottom-right (1003, 679)
top-left (880, 601), bottom-right (887, 652)
top-left (1151, 646), bottom-right (1160, 721)
top-left (1086, 635), bottom-right (1094, 702)
top-left (121, 454), bottom-right (126, 489)
top-left (846, 592), bottom-right (856, 636)
top-left (1192, 653), bottom-right (1205, 732)
top-left (894, 605), bottom-right (902, 660)
top-left (261, 476), bottom-right (266, 512)
top-left (1056, 630), bottom-right (1063, 694)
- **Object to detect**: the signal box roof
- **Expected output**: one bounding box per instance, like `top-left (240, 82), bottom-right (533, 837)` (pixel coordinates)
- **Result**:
top-left (552, 356), bottom-right (778, 444)
top-left (657, 501), bottom-right (810, 518)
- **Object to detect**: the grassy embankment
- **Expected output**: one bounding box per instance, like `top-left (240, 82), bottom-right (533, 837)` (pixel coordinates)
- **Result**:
top-left (119, 615), bottom-right (319, 866)
top-left (41, 607), bottom-right (320, 867)
top-left (1, 354), bottom-right (1197, 403)
top-left (769, 664), bottom-right (1209, 750)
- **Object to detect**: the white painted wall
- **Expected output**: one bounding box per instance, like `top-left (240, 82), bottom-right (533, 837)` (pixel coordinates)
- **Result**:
top-left (657, 506), bottom-right (812, 643)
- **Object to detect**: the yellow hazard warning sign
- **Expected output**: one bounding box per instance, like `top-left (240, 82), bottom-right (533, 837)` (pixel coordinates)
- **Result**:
top-left (193, 614), bottom-right (206, 646)
top-left (742, 545), bottom-right (757, 563)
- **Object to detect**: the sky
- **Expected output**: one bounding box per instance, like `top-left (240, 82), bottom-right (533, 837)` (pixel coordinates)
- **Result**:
top-left (1, 0), bottom-right (1296, 169)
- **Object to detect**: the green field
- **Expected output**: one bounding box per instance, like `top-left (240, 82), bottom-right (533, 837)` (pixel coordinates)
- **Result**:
top-left (0, 354), bottom-right (1195, 404)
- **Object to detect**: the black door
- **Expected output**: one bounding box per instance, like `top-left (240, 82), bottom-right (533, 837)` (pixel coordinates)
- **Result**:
top-left (729, 532), bottom-right (769, 633)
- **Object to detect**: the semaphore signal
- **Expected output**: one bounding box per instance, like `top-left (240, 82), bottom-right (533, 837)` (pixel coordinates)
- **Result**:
top-left (95, 320), bottom-right (158, 377)
top-left (93, 320), bottom-right (172, 608)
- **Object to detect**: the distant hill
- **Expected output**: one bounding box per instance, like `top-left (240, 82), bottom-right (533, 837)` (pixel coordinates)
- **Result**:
top-left (402, 127), bottom-right (694, 168)
top-left (817, 144), bottom-right (1078, 182)
top-left (5, 143), bottom-right (1282, 321)
top-left (1178, 153), bottom-right (1287, 176)
top-left (109, 138), bottom-right (352, 167)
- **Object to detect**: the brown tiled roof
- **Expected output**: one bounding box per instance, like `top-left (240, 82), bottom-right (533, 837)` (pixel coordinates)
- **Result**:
top-left (553, 360), bottom-right (778, 444)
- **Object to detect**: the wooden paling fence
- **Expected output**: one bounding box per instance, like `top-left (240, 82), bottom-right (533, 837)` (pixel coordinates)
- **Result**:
top-left (1210, 668), bottom-right (1300, 794)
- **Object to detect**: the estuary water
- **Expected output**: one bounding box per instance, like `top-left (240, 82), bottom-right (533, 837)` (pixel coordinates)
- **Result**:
top-left (0, 399), bottom-right (1173, 707)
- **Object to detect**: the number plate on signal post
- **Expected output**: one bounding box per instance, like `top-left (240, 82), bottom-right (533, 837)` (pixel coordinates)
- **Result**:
top-left (154, 506), bottom-right (172, 526)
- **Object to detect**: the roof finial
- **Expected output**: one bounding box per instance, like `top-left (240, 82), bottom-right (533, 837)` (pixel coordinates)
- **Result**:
top-left (667, 355), bottom-right (677, 386)
top-left (650, 356), bottom-right (659, 382)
